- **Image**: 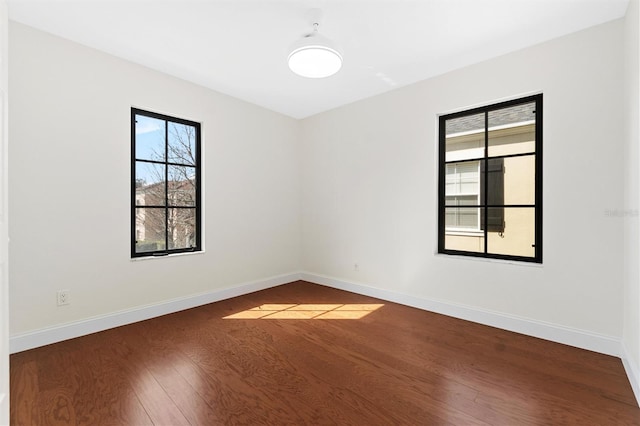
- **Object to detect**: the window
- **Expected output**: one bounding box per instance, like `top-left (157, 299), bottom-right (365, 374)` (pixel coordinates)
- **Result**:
top-left (131, 108), bottom-right (202, 257)
top-left (438, 95), bottom-right (542, 263)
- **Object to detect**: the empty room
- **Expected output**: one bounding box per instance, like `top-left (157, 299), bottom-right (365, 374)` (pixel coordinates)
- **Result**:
top-left (2, 0), bottom-right (640, 424)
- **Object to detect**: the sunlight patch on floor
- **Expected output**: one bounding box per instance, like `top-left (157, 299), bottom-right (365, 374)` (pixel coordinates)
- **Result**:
top-left (223, 303), bottom-right (384, 320)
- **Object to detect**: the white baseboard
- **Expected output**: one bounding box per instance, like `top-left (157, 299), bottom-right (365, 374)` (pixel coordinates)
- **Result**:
top-left (621, 342), bottom-right (640, 406)
top-left (9, 272), bottom-right (302, 354)
top-left (301, 272), bottom-right (622, 357)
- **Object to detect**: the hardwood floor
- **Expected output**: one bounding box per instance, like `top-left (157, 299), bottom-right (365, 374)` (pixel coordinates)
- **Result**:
top-left (10, 281), bottom-right (640, 425)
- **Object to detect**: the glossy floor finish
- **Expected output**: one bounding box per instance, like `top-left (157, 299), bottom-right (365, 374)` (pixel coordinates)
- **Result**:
top-left (10, 281), bottom-right (640, 425)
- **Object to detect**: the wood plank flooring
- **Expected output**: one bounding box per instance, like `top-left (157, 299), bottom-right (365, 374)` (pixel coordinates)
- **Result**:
top-left (10, 281), bottom-right (640, 425)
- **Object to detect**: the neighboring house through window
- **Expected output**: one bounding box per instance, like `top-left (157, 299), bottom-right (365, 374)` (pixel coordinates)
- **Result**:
top-left (445, 161), bottom-right (480, 231)
top-left (131, 108), bottom-right (202, 257)
top-left (438, 95), bottom-right (542, 263)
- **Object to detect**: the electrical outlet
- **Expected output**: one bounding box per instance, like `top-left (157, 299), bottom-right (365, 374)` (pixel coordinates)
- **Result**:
top-left (57, 289), bottom-right (70, 306)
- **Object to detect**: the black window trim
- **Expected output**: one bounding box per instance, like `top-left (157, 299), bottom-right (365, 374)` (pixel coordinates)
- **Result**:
top-left (131, 108), bottom-right (202, 258)
top-left (438, 94), bottom-right (543, 264)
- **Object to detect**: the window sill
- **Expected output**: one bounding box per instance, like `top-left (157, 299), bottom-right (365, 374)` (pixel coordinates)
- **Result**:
top-left (130, 250), bottom-right (205, 262)
top-left (434, 252), bottom-right (543, 268)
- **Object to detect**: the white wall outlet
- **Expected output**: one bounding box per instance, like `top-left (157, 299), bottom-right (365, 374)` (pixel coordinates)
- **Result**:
top-left (56, 289), bottom-right (70, 306)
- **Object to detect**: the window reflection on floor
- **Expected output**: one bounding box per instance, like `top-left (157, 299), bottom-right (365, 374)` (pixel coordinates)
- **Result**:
top-left (223, 303), bottom-right (384, 320)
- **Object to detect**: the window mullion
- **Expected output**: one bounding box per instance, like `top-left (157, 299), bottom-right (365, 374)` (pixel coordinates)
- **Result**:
top-left (164, 120), bottom-right (170, 252)
top-left (483, 110), bottom-right (489, 254)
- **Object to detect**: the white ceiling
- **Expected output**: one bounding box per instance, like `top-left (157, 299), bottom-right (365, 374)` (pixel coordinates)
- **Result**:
top-left (7, 0), bottom-right (630, 119)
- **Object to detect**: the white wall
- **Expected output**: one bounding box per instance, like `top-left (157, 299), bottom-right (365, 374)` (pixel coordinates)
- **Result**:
top-left (301, 20), bottom-right (625, 344)
top-left (8, 22), bottom-right (301, 337)
top-left (0, 0), bottom-right (8, 422)
top-left (623, 0), bottom-right (640, 403)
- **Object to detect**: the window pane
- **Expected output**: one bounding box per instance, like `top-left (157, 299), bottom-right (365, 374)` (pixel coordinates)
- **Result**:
top-left (168, 122), bottom-right (197, 165)
top-left (479, 158), bottom-right (505, 232)
top-left (479, 158), bottom-right (504, 208)
top-left (136, 162), bottom-right (166, 206)
top-left (445, 113), bottom-right (485, 162)
top-left (487, 207), bottom-right (535, 257)
top-left (135, 115), bottom-right (165, 161)
top-left (445, 207), bottom-right (479, 230)
top-left (167, 208), bottom-right (196, 250)
top-left (445, 233), bottom-right (484, 253)
top-left (168, 165), bottom-right (196, 207)
top-left (488, 102), bottom-right (536, 157)
top-left (446, 112), bottom-right (485, 136)
top-left (446, 161), bottom-right (479, 196)
top-left (135, 207), bottom-right (166, 253)
top-left (503, 155), bottom-right (536, 205)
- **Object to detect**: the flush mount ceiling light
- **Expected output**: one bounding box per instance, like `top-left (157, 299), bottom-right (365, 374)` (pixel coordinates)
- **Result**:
top-left (288, 11), bottom-right (342, 79)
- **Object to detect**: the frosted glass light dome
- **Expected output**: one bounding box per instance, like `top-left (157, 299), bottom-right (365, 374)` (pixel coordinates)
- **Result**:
top-left (288, 30), bottom-right (342, 78)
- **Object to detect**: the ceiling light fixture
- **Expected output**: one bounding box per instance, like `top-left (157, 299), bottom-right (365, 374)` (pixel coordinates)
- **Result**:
top-left (288, 12), bottom-right (342, 79)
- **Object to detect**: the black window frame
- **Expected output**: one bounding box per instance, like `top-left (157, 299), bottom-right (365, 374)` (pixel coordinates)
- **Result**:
top-left (131, 108), bottom-right (202, 258)
top-left (438, 94), bottom-right (542, 263)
